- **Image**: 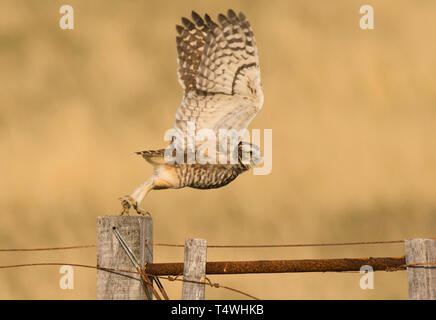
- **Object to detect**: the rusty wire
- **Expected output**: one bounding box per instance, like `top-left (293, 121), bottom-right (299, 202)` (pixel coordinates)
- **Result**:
top-left (0, 245), bottom-right (96, 252)
top-left (166, 275), bottom-right (260, 300)
top-left (1, 238), bottom-right (434, 299)
top-left (386, 261), bottom-right (436, 271)
top-left (112, 226), bottom-right (168, 300)
top-left (3, 259), bottom-right (435, 275)
top-left (4, 238), bottom-right (436, 252)
top-left (144, 238), bottom-right (435, 248)
top-left (1, 259), bottom-right (435, 300)
top-left (0, 262), bottom-right (258, 300)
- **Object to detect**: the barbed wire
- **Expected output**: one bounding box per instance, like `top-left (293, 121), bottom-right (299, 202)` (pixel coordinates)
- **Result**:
top-left (144, 239), bottom-right (413, 248)
top-left (0, 262), bottom-right (259, 300)
top-left (386, 261), bottom-right (436, 272)
top-left (3, 237), bottom-right (435, 252)
top-left (0, 245), bottom-right (96, 252)
top-left (1, 238), bottom-right (434, 299)
top-left (1, 259), bottom-right (435, 299)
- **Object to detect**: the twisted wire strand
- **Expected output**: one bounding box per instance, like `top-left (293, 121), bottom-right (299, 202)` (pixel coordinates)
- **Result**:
top-left (0, 245), bottom-right (96, 252)
top-left (145, 239), bottom-right (410, 248)
top-left (1, 260), bottom-right (435, 299)
top-left (5, 238), bottom-right (436, 252)
top-left (0, 262), bottom-right (259, 300)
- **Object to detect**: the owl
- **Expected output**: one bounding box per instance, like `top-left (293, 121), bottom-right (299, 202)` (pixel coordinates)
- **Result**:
top-left (120, 9), bottom-right (263, 215)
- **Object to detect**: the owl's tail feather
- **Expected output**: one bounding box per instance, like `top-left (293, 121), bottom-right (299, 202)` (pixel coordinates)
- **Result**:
top-left (135, 149), bottom-right (166, 165)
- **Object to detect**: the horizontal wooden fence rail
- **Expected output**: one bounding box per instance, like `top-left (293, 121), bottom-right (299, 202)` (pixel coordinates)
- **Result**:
top-left (145, 257), bottom-right (406, 276)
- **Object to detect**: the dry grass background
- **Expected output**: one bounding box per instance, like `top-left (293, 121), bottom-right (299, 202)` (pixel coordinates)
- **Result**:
top-left (0, 0), bottom-right (435, 299)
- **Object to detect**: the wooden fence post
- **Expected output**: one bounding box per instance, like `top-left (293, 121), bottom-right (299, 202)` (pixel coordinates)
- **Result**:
top-left (97, 216), bottom-right (153, 300)
top-left (405, 238), bottom-right (436, 300)
top-left (182, 238), bottom-right (207, 300)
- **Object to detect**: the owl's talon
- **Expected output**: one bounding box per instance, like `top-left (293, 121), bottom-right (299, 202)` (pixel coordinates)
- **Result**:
top-left (119, 195), bottom-right (150, 217)
top-left (119, 195), bottom-right (136, 216)
top-left (135, 206), bottom-right (151, 217)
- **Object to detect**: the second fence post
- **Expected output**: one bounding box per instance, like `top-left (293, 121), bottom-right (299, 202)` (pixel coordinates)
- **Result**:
top-left (405, 238), bottom-right (436, 300)
top-left (182, 238), bottom-right (207, 300)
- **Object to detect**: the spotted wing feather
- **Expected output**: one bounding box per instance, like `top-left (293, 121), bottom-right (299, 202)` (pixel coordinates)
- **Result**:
top-left (174, 10), bottom-right (263, 147)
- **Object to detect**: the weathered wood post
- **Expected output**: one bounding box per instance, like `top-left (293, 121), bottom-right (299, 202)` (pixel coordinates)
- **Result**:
top-left (405, 238), bottom-right (436, 300)
top-left (97, 216), bottom-right (153, 300)
top-left (182, 238), bottom-right (207, 300)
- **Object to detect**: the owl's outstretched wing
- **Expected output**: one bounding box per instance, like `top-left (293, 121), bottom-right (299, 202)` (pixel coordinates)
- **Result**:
top-left (173, 10), bottom-right (263, 148)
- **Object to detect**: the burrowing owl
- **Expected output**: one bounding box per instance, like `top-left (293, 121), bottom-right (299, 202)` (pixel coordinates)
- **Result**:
top-left (120, 9), bottom-right (264, 215)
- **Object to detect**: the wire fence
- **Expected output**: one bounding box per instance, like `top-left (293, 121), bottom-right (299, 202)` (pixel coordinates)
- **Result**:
top-left (0, 261), bottom-right (259, 300)
top-left (1, 237), bottom-right (436, 300)
top-left (4, 237), bottom-right (433, 252)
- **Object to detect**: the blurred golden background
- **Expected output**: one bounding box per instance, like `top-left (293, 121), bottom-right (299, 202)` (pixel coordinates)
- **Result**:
top-left (1, 0), bottom-right (435, 299)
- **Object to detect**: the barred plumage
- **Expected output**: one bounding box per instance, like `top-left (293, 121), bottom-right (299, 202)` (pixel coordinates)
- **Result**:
top-left (120, 10), bottom-right (263, 215)
top-left (136, 145), bottom-right (251, 189)
top-left (174, 9), bottom-right (263, 148)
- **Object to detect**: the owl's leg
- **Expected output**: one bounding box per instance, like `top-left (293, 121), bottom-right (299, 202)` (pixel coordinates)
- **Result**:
top-left (120, 178), bottom-right (155, 216)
